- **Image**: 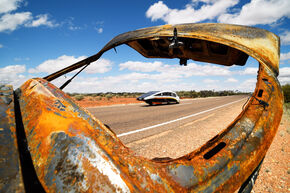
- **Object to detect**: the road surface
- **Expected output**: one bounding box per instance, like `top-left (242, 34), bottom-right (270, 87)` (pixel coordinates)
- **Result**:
top-left (87, 95), bottom-right (248, 147)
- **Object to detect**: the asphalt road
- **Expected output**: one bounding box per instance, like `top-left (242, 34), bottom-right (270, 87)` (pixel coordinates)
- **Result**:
top-left (87, 95), bottom-right (248, 144)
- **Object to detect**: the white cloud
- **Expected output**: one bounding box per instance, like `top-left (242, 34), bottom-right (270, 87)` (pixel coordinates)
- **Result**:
top-left (146, 0), bottom-right (238, 24)
top-left (95, 21), bottom-right (104, 33)
top-left (279, 67), bottom-right (290, 77)
top-left (0, 44), bottom-right (3, 48)
top-left (29, 55), bottom-right (86, 74)
top-left (280, 31), bottom-right (290, 45)
top-left (59, 72), bottom-right (195, 93)
top-left (218, 0), bottom-right (290, 25)
top-left (278, 77), bottom-right (290, 85)
top-left (174, 62), bottom-right (231, 76)
top-left (146, 1), bottom-right (170, 22)
top-left (29, 55), bottom-right (113, 75)
top-left (41, 60), bottom-right (258, 93)
top-left (85, 58), bottom-right (113, 74)
top-left (203, 79), bottom-right (218, 83)
top-left (280, 52), bottom-right (290, 61)
top-left (238, 78), bottom-right (256, 91)
top-left (0, 64), bottom-right (28, 88)
top-left (120, 60), bottom-right (231, 77)
top-left (97, 27), bottom-right (103, 33)
top-left (25, 14), bottom-right (57, 27)
top-left (240, 67), bottom-right (258, 75)
top-left (278, 67), bottom-right (290, 85)
top-left (0, 0), bottom-right (57, 32)
top-left (226, 78), bottom-right (238, 83)
top-left (119, 61), bottom-right (163, 72)
top-left (146, 0), bottom-right (290, 26)
top-left (0, 12), bottom-right (32, 32)
top-left (0, 0), bottom-right (21, 14)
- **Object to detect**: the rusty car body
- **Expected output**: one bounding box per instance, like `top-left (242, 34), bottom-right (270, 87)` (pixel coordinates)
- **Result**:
top-left (0, 23), bottom-right (283, 192)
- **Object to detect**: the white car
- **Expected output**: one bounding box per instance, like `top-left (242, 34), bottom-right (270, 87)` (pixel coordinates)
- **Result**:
top-left (137, 91), bottom-right (180, 105)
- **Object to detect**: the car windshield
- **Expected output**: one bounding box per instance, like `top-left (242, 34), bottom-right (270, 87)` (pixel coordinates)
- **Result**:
top-left (139, 91), bottom-right (159, 98)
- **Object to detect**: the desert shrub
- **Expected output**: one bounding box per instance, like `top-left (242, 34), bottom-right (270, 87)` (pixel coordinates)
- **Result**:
top-left (105, 94), bottom-right (113, 100)
top-left (282, 84), bottom-right (290, 103)
top-left (74, 95), bottom-right (84, 101)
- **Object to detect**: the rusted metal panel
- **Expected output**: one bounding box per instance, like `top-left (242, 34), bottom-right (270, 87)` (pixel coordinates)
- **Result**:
top-left (44, 23), bottom-right (280, 81)
top-left (12, 23), bottom-right (283, 192)
top-left (0, 85), bottom-right (25, 192)
top-left (18, 67), bottom-right (283, 192)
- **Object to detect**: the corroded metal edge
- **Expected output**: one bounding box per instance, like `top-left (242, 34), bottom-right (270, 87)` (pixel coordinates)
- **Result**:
top-left (15, 23), bottom-right (283, 192)
top-left (0, 85), bottom-right (25, 192)
top-left (17, 63), bottom-right (283, 192)
top-left (44, 23), bottom-right (280, 81)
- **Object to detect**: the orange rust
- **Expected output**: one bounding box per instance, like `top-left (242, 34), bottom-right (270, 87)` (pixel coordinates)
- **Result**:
top-left (4, 23), bottom-right (283, 192)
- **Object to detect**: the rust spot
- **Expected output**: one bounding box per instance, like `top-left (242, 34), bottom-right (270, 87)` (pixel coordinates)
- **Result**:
top-left (8, 23), bottom-right (283, 192)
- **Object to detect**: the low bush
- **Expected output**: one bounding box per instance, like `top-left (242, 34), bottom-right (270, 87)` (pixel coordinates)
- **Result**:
top-left (74, 95), bottom-right (84, 101)
top-left (282, 84), bottom-right (290, 103)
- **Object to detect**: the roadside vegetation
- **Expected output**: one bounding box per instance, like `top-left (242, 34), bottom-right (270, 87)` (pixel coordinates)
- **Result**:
top-left (282, 84), bottom-right (290, 103)
top-left (68, 84), bottom-right (289, 103)
top-left (68, 90), bottom-right (250, 101)
top-left (282, 84), bottom-right (290, 122)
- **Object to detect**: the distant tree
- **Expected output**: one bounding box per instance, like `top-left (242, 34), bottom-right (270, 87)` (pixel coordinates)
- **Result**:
top-left (282, 84), bottom-right (290, 103)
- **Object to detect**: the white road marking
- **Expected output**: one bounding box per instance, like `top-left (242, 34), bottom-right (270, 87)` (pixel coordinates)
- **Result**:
top-left (117, 98), bottom-right (246, 137)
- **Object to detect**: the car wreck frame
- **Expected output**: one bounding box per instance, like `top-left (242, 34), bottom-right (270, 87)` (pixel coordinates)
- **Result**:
top-left (0, 23), bottom-right (283, 192)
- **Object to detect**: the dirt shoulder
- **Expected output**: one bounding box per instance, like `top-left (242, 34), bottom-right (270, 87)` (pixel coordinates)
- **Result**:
top-left (75, 96), bottom-right (143, 107)
top-left (252, 104), bottom-right (290, 193)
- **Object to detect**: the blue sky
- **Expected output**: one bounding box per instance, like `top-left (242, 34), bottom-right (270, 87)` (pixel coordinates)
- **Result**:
top-left (0, 0), bottom-right (289, 93)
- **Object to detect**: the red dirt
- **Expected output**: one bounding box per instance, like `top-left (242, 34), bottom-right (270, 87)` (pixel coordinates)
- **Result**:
top-left (75, 96), bottom-right (143, 107)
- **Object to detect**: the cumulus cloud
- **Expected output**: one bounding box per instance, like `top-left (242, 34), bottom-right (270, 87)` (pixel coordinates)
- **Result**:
top-left (146, 0), bottom-right (290, 26)
top-left (0, 0), bottom-right (21, 14)
top-left (0, 0), bottom-right (57, 32)
top-left (59, 72), bottom-right (195, 93)
top-left (278, 67), bottom-right (290, 85)
top-left (280, 31), bottom-right (290, 45)
top-left (28, 55), bottom-right (85, 74)
top-left (0, 12), bottom-right (32, 32)
top-left (146, 0), bottom-right (238, 24)
top-left (203, 79), bottom-right (218, 83)
top-left (29, 55), bottom-right (113, 75)
top-left (280, 52), bottom-right (290, 61)
top-left (146, 1), bottom-right (170, 22)
top-left (39, 60), bottom-right (259, 93)
top-left (238, 78), bottom-right (256, 91)
top-left (279, 67), bottom-right (290, 77)
top-left (0, 64), bottom-right (28, 88)
top-left (119, 61), bottom-right (163, 72)
top-left (226, 78), bottom-right (238, 83)
top-left (218, 0), bottom-right (290, 25)
top-left (84, 58), bottom-right (113, 74)
top-left (25, 14), bottom-right (57, 27)
top-left (120, 60), bottom-right (231, 77)
top-left (279, 77), bottom-right (290, 85)
top-left (239, 67), bottom-right (258, 75)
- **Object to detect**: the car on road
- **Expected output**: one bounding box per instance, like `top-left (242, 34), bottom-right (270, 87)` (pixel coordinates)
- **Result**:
top-left (137, 91), bottom-right (180, 105)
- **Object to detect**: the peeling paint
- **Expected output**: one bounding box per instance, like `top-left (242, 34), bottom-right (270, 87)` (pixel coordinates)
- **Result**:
top-left (2, 23), bottom-right (283, 192)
